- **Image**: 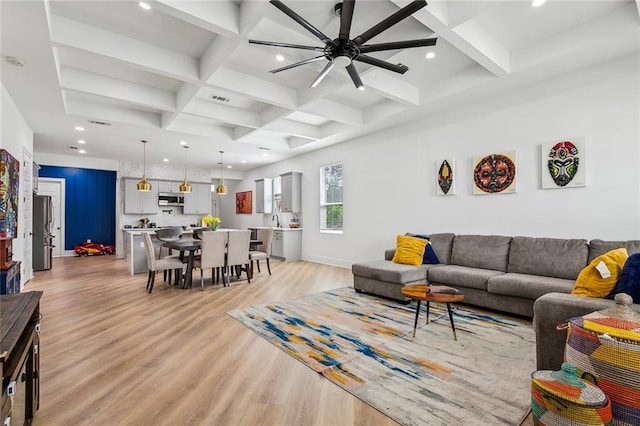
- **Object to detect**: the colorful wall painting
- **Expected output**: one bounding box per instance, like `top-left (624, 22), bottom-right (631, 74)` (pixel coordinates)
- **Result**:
top-left (0, 149), bottom-right (20, 237)
top-left (435, 158), bottom-right (455, 196)
top-left (235, 190), bottom-right (252, 214)
top-left (541, 138), bottom-right (586, 189)
top-left (472, 151), bottom-right (517, 195)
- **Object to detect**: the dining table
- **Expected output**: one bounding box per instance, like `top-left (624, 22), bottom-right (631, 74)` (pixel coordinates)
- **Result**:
top-left (162, 237), bottom-right (264, 289)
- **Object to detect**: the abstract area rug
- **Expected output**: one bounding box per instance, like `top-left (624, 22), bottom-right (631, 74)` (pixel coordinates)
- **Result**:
top-left (228, 287), bottom-right (535, 425)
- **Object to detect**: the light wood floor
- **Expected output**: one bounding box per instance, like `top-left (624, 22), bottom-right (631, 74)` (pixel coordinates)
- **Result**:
top-left (24, 256), bottom-right (533, 425)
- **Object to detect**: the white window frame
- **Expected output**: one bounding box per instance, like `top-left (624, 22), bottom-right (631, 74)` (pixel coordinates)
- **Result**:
top-left (320, 162), bottom-right (343, 234)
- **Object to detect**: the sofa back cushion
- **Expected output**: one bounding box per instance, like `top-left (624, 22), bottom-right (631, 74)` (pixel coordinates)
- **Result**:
top-left (588, 239), bottom-right (640, 263)
top-left (508, 236), bottom-right (588, 280)
top-left (450, 235), bottom-right (512, 271)
top-left (426, 233), bottom-right (455, 264)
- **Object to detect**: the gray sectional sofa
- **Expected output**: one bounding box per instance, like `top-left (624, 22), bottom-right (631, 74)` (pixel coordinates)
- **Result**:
top-left (352, 233), bottom-right (640, 369)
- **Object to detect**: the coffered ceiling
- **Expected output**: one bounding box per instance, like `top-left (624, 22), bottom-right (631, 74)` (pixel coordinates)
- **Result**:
top-left (1, 0), bottom-right (638, 172)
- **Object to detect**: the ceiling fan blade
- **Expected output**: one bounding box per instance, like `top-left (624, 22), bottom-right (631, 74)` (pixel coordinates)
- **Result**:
top-left (346, 63), bottom-right (364, 89)
top-left (249, 40), bottom-right (326, 52)
top-left (359, 37), bottom-right (437, 54)
top-left (310, 61), bottom-right (336, 88)
top-left (270, 55), bottom-right (327, 73)
top-left (270, 0), bottom-right (332, 44)
top-left (338, 0), bottom-right (356, 42)
top-left (353, 0), bottom-right (427, 46)
top-left (355, 55), bottom-right (409, 74)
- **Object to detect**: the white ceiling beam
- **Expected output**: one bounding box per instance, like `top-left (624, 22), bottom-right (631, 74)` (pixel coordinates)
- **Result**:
top-left (363, 70), bottom-right (419, 106)
top-left (153, 0), bottom-right (240, 38)
top-left (209, 67), bottom-right (297, 109)
top-left (65, 98), bottom-right (161, 128)
top-left (288, 136), bottom-right (315, 149)
top-left (264, 119), bottom-right (321, 140)
top-left (260, 106), bottom-right (292, 126)
top-left (391, 0), bottom-right (509, 76)
top-left (49, 15), bottom-right (199, 83)
top-left (320, 122), bottom-right (354, 138)
top-left (183, 98), bottom-right (260, 128)
top-left (233, 127), bottom-right (255, 140)
top-left (636, 0), bottom-right (640, 17)
top-left (363, 100), bottom-right (413, 125)
top-left (60, 68), bottom-right (176, 112)
top-left (301, 99), bottom-right (363, 126)
top-left (165, 116), bottom-right (235, 141)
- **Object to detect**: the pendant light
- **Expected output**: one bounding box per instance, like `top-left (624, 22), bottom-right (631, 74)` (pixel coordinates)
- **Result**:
top-left (179, 145), bottom-right (192, 193)
top-left (137, 140), bottom-right (151, 191)
top-left (215, 150), bottom-right (228, 195)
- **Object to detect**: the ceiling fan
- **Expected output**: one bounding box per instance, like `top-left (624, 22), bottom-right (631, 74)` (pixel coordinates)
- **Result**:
top-left (249, 0), bottom-right (437, 89)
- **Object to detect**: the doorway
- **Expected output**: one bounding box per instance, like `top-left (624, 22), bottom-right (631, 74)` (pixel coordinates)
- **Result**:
top-left (37, 178), bottom-right (65, 257)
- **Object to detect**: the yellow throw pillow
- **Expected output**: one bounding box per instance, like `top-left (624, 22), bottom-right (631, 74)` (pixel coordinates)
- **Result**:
top-left (572, 248), bottom-right (629, 298)
top-left (392, 234), bottom-right (428, 266)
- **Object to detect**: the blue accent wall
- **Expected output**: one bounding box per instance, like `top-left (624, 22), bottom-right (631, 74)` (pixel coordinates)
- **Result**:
top-left (39, 166), bottom-right (116, 250)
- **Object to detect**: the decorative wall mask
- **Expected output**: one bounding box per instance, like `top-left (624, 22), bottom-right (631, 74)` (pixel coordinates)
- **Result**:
top-left (436, 158), bottom-right (455, 196)
top-left (541, 139), bottom-right (586, 189)
top-left (472, 151), bottom-right (517, 195)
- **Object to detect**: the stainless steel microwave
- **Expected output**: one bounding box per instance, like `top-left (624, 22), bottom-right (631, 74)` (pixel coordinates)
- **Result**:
top-left (158, 193), bottom-right (184, 206)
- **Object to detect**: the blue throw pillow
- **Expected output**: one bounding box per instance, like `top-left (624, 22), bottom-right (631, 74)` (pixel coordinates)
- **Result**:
top-left (413, 234), bottom-right (440, 264)
top-left (607, 253), bottom-right (640, 303)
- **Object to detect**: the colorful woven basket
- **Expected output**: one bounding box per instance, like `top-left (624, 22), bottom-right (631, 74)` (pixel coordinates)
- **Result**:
top-left (532, 362), bottom-right (613, 425)
top-left (564, 294), bottom-right (640, 426)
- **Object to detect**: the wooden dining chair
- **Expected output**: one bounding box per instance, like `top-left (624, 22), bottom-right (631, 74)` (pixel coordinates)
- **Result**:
top-left (192, 230), bottom-right (227, 290)
top-left (249, 227), bottom-right (273, 275)
top-left (142, 232), bottom-right (186, 293)
top-left (225, 230), bottom-right (251, 285)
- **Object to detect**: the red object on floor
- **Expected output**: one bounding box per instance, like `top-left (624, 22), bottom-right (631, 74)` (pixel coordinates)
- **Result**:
top-left (74, 242), bottom-right (115, 257)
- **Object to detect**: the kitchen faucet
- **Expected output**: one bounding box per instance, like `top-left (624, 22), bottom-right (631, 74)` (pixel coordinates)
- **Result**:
top-left (272, 214), bottom-right (280, 228)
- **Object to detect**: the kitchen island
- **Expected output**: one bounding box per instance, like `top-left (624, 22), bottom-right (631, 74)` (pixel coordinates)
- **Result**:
top-left (122, 228), bottom-right (193, 275)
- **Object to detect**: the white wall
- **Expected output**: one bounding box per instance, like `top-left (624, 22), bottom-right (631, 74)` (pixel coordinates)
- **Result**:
top-left (229, 54), bottom-right (640, 268)
top-left (1, 83), bottom-right (34, 283)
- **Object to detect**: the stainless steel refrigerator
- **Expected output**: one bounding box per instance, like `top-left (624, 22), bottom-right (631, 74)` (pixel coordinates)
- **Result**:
top-left (33, 194), bottom-right (54, 271)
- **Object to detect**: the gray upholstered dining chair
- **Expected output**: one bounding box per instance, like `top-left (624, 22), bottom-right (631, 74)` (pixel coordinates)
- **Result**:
top-left (249, 227), bottom-right (273, 276)
top-left (192, 230), bottom-right (228, 290)
top-left (154, 227), bottom-right (183, 282)
top-left (225, 230), bottom-right (252, 285)
top-left (142, 232), bottom-right (186, 293)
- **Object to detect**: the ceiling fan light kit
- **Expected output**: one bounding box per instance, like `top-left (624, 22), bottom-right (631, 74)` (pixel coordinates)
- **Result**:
top-left (249, 0), bottom-right (437, 89)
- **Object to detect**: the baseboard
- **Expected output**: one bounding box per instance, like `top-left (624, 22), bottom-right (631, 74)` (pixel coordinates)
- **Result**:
top-left (302, 255), bottom-right (352, 269)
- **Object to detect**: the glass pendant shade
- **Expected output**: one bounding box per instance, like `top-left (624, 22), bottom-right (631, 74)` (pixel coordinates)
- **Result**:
top-left (137, 140), bottom-right (151, 192)
top-left (215, 150), bottom-right (228, 195)
top-left (179, 145), bottom-right (192, 193)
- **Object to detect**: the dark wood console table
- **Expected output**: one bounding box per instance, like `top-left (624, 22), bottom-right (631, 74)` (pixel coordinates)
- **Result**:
top-left (1, 291), bottom-right (43, 425)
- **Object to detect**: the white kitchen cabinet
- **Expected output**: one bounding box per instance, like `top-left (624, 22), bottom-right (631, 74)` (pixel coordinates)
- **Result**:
top-left (124, 178), bottom-right (159, 214)
top-left (158, 181), bottom-right (182, 193)
top-left (255, 178), bottom-right (273, 214)
top-left (280, 172), bottom-right (301, 213)
top-left (271, 229), bottom-right (302, 261)
top-left (182, 183), bottom-right (212, 214)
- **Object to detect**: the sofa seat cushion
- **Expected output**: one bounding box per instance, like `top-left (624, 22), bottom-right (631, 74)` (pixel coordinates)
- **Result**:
top-left (352, 260), bottom-right (429, 284)
top-left (488, 273), bottom-right (574, 300)
top-left (450, 235), bottom-right (512, 272)
top-left (427, 265), bottom-right (504, 290)
top-left (508, 236), bottom-right (588, 280)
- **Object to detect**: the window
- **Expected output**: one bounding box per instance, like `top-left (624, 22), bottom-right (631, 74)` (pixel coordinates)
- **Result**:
top-left (320, 163), bottom-right (343, 232)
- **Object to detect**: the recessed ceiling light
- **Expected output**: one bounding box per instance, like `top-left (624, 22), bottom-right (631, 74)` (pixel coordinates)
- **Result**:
top-left (531, 0), bottom-right (546, 7)
top-left (77, 139), bottom-right (86, 144)
top-left (74, 126), bottom-right (85, 131)
top-left (276, 54), bottom-right (285, 62)
top-left (425, 52), bottom-right (436, 59)
top-left (227, 165), bottom-right (232, 169)
top-left (139, 2), bottom-right (151, 10)
top-left (163, 158), bottom-right (169, 162)
top-left (78, 149), bottom-right (86, 154)
top-left (241, 160), bottom-right (246, 164)
top-left (179, 140), bottom-right (187, 146)
top-left (263, 153), bottom-right (268, 156)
